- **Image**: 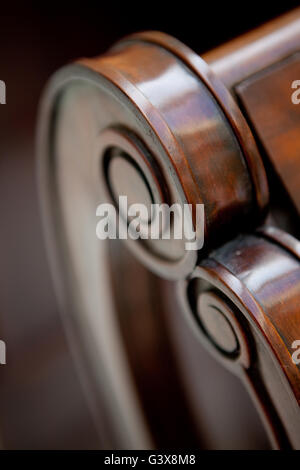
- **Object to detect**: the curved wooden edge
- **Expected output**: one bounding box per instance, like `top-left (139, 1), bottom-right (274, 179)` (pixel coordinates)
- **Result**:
top-left (119, 31), bottom-right (269, 217)
top-left (179, 231), bottom-right (300, 448)
top-left (37, 64), bottom-right (203, 448)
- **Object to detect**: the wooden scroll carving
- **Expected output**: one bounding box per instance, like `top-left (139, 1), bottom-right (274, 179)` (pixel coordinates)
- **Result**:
top-left (37, 8), bottom-right (300, 448)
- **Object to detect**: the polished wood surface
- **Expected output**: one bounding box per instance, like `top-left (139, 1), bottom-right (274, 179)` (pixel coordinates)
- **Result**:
top-left (78, 31), bottom-right (269, 277)
top-left (204, 7), bottom-right (300, 89)
top-left (182, 228), bottom-right (300, 448)
top-left (237, 54), bottom-right (300, 214)
top-left (37, 8), bottom-right (300, 449)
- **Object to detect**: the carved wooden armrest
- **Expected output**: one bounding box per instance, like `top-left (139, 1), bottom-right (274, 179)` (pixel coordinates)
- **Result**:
top-left (37, 8), bottom-right (300, 449)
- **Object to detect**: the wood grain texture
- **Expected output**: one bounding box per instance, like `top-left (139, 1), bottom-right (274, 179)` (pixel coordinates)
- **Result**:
top-left (37, 8), bottom-right (300, 449)
top-left (237, 54), bottom-right (300, 214)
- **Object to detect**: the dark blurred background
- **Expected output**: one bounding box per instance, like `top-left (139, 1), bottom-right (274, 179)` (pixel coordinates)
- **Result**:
top-left (0, 1), bottom-right (299, 449)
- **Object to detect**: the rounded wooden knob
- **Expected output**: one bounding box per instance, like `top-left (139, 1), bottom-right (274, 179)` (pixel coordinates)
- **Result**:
top-left (81, 32), bottom-right (268, 278)
top-left (100, 127), bottom-right (166, 235)
top-left (39, 31), bottom-right (269, 280)
top-left (197, 291), bottom-right (239, 356)
top-left (108, 155), bottom-right (153, 224)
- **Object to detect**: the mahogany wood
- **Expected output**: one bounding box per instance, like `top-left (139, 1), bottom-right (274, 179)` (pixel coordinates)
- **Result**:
top-left (37, 8), bottom-right (300, 449)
